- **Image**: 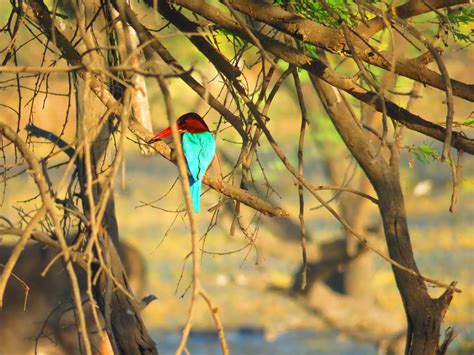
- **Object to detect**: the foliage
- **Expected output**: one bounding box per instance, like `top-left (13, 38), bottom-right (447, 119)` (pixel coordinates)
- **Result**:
top-left (447, 7), bottom-right (474, 43)
top-left (212, 26), bottom-right (248, 51)
top-left (408, 143), bottom-right (440, 165)
top-left (272, 0), bottom-right (357, 27)
top-left (301, 42), bottom-right (319, 59)
top-left (463, 118), bottom-right (474, 126)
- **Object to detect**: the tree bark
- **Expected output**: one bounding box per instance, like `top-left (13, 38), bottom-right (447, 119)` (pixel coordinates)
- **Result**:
top-left (47, 1), bottom-right (158, 352)
top-left (74, 39), bottom-right (158, 355)
top-left (76, 89), bottom-right (156, 354)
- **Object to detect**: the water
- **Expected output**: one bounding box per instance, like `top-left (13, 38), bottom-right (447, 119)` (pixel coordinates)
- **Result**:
top-left (153, 329), bottom-right (375, 354)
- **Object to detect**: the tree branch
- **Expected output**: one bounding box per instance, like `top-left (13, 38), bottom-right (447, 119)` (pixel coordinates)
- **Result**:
top-left (187, 0), bottom-right (473, 102)
top-left (356, 0), bottom-right (468, 38)
top-left (0, 122), bottom-right (93, 354)
top-left (150, 0), bottom-right (474, 154)
top-left (157, 1), bottom-right (461, 292)
top-left (26, 0), bottom-right (288, 218)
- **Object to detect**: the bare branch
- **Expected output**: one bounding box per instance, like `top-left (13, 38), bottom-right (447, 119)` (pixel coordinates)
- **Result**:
top-left (212, 0), bottom-right (473, 101)
top-left (0, 122), bottom-right (93, 354)
top-left (26, 0), bottom-right (288, 218)
top-left (157, 3), bottom-right (461, 293)
top-left (357, 0), bottom-right (468, 38)
top-left (162, 0), bottom-right (474, 154)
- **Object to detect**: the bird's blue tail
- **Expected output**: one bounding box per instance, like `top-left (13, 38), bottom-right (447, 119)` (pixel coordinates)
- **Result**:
top-left (190, 178), bottom-right (202, 213)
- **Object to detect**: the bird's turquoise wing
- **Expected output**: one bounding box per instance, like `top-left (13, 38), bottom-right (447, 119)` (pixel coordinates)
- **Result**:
top-left (182, 132), bottom-right (216, 181)
top-left (182, 132), bottom-right (216, 213)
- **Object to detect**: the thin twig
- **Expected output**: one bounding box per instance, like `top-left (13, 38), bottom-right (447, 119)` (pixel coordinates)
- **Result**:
top-left (359, 1), bottom-right (455, 161)
top-left (222, 0), bottom-right (277, 67)
top-left (0, 122), bottom-right (93, 355)
top-left (0, 206), bottom-right (46, 305)
top-left (200, 289), bottom-right (229, 355)
top-left (449, 149), bottom-right (463, 213)
top-left (0, 263), bottom-right (30, 311)
top-left (143, 43), bottom-right (205, 353)
top-left (292, 68), bottom-right (308, 290)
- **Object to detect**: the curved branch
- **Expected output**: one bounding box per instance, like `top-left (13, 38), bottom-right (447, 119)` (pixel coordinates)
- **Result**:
top-left (0, 206), bottom-right (46, 308)
top-left (0, 122), bottom-right (93, 354)
top-left (357, 0), bottom-right (468, 38)
top-left (27, 0), bottom-right (288, 218)
top-left (152, 0), bottom-right (474, 154)
top-left (156, 1), bottom-right (461, 292)
top-left (191, 0), bottom-right (473, 102)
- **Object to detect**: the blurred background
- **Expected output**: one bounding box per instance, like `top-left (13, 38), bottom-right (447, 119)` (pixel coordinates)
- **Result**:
top-left (0, 1), bottom-right (473, 354)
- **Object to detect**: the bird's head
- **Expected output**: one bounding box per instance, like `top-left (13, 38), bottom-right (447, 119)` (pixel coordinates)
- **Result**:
top-left (151, 112), bottom-right (210, 141)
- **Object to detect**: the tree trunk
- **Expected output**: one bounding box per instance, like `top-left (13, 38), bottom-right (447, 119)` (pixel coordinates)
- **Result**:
top-left (375, 174), bottom-right (446, 355)
top-left (74, 40), bottom-right (157, 355)
top-left (310, 75), bottom-right (455, 354)
top-left (23, 2), bottom-right (158, 347)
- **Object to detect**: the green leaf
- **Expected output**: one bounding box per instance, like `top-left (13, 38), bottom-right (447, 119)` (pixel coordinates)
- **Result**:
top-left (302, 43), bottom-right (319, 58)
top-left (447, 7), bottom-right (474, 43)
top-left (409, 143), bottom-right (439, 165)
top-left (272, 0), bottom-right (357, 27)
top-left (453, 30), bottom-right (473, 43)
top-left (463, 118), bottom-right (474, 126)
top-left (447, 7), bottom-right (474, 25)
top-left (419, 143), bottom-right (435, 154)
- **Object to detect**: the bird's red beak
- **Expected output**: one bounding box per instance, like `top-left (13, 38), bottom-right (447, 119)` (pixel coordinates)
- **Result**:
top-left (149, 122), bottom-right (187, 144)
top-left (153, 126), bottom-right (172, 140)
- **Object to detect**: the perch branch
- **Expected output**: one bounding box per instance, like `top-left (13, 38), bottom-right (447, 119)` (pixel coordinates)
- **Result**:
top-left (26, 0), bottom-right (288, 218)
top-left (164, 0), bottom-right (474, 154)
top-left (157, 5), bottom-right (461, 293)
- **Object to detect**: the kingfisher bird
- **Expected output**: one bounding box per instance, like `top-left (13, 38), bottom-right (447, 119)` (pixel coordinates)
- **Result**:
top-left (151, 112), bottom-right (216, 213)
